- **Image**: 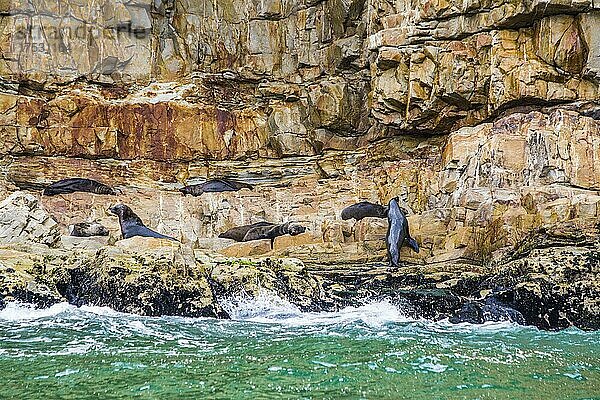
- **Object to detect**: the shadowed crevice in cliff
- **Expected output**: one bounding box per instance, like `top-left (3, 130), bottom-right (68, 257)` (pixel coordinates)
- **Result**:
top-left (509, 223), bottom-right (598, 261)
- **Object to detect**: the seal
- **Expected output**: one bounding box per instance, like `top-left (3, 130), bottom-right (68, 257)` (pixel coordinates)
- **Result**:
top-left (218, 221), bottom-right (275, 242)
top-left (180, 179), bottom-right (253, 196)
top-left (242, 222), bottom-right (307, 243)
top-left (108, 204), bottom-right (178, 241)
top-left (69, 222), bottom-right (109, 237)
top-left (386, 197), bottom-right (419, 267)
top-left (341, 201), bottom-right (388, 221)
top-left (43, 178), bottom-right (116, 196)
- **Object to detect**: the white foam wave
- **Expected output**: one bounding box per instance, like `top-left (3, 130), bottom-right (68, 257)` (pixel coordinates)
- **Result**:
top-left (220, 291), bottom-right (302, 321)
top-left (0, 299), bottom-right (527, 335)
top-left (0, 302), bottom-right (73, 321)
top-left (78, 304), bottom-right (132, 318)
top-left (220, 292), bottom-right (412, 327)
top-left (431, 318), bottom-right (525, 333)
top-left (0, 302), bottom-right (134, 322)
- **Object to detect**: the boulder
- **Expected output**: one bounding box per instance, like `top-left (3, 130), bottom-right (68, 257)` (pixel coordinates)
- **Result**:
top-left (0, 192), bottom-right (60, 247)
top-left (449, 298), bottom-right (525, 325)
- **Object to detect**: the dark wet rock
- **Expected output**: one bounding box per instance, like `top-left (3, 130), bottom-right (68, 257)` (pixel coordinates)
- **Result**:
top-left (449, 302), bottom-right (484, 324)
top-left (392, 289), bottom-right (463, 321)
top-left (50, 242), bottom-right (226, 318)
top-left (449, 297), bottom-right (525, 325)
top-left (7, 285), bottom-right (63, 308)
top-left (0, 241), bottom-right (226, 318)
top-left (0, 246), bottom-right (66, 308)
top-left (207, 257), bottom-right (324, 312)
top-left (481, 298), bottom-right (526, 325)
top-left (0, 295), bottom-right (4, 310)
top-left (54, 263), bottom-right (227, 318)
top-left (490, 233), bottom-right (600, 331)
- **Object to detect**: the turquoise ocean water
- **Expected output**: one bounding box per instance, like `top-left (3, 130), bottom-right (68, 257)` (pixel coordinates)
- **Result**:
top-left (1, 295), bottom-right (598, 399)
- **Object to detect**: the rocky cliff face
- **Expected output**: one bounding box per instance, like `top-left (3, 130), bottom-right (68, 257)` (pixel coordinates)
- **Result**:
top-left (0, 0), bottom-right (599, 328)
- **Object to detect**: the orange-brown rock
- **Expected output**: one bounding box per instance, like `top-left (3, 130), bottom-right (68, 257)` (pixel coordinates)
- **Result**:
top-left (219, 239), bottom-right (272, 258)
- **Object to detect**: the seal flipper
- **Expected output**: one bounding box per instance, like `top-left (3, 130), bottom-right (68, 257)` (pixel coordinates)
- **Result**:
top-left (139, 226), bottom-right (178, 242)
top-left (407, 237), bottom-right (419, 253)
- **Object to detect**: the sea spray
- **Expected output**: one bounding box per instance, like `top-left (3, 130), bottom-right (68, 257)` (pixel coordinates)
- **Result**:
top-left (220, 291), bottom-right (415, 327)
top-left (218, 290), bottom-right (302, 321)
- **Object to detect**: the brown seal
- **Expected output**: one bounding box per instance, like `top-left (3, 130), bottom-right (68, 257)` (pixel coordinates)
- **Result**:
top-left (68, 222), bottom-right (109, 237)
top-left (109, 204), bottom-right (178, 241)
top-left (218, 222), bottom-right (275, 242)
top-left (341, 201), bottom-right (388, 221)
top-left (43, 178), bottom-right (116, 196)
top-left (242, 222), bottom-right (307, 242)
top-left (180, 179), bottom-right (253, 196)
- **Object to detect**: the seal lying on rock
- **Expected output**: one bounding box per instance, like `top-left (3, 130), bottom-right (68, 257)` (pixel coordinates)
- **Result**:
top-left (386, 197), bottom-right (419, 267)
top-left (69, 222), bottom-right (109, 237)
top-left (243, 222), bottom-right (307, 243)
top-left (109, 204), bottom-right (178, 241)
top-left (341, 201), bottom-right (388, 220)
top-left (218, 221), bottom-right (275, 242)
top-left (180, 179), bottom-right (253, 196)
top-left (43, 178), bottom-right (116, 196)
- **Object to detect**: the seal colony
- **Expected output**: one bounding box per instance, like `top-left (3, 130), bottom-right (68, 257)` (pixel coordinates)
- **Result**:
top-left (43, 175), bottom-right (419, 266)
top-left (219, 221), bottom-right (307, 246)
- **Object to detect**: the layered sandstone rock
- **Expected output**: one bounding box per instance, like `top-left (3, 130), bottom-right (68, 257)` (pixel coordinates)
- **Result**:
top-left (0, 0), bottom-right (599, 328)
top-left (370, 1), bottom-right (600, 132)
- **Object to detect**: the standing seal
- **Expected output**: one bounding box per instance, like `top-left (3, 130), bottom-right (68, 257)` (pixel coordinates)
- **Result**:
top-left (43, 178), bottom-right (116, 196)
top-left (341, 201), bottom-right (388, 221)
top-left (218, 221), bottom-right (275, 242)
top-left (386, 197), bottom-right (419, 267)
top-left (69, 222), bottom-right (109, 237)
top-left (180, 179), bottom-right (253, 196)
top-left (242, 222), bottom-right (307, 243)
top-left (109, 204), bottom-right (178, 241)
